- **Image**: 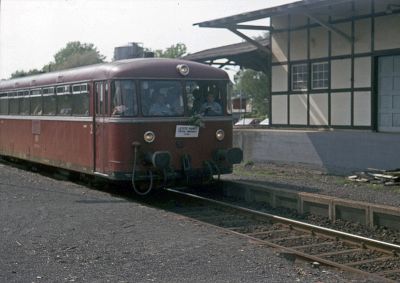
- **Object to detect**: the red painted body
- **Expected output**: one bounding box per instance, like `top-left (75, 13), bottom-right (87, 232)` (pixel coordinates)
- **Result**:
top-left (0, 59), bottom-right (239, 183)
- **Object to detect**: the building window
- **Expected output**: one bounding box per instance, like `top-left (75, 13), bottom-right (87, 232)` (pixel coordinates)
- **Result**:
top-left (292, 64), bottom-right (308, 91)
top-left (312, 62), bottom-right (329, 89)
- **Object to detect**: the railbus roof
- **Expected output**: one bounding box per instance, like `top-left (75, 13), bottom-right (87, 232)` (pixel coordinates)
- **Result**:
top-left (0, 58), bottom-right (229, 91)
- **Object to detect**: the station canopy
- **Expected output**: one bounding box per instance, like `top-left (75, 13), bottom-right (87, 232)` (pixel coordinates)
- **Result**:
top-left (193, 0), bottom-right (355, 65)
top-left (183, 38), bottom-right (269, 73)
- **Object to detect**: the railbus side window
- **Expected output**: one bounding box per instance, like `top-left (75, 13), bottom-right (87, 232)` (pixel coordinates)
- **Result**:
top-left (30, 89), bottom-right (43, 115)
top-left (9, 92), bottom-right (19, 115)
top-left (0, 93), bottom-right (9, 115)
top-left (111, 80), bottom-right (137, 116)
top-left (71, 83), bottom-right (89, 116)
top-left (57, 85), bottom-right (72, 116)
top-left (95, 82), bottom-right (103, 115)
top-left (185, 81), bottom-right (225, 116)
top-left (42, 87), bottom-right (56, 115)
top-left (19, 90), bottom-right (30, 115)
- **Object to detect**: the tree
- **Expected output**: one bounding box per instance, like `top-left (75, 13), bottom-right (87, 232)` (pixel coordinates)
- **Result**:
top-left (11, 41), bottom-right (106, 78)
top-left (9, 41), bottom-right (106, 78)
top-left (49, 41), bottom-right (106, 71)
top-left (234, 69), bottom-right (269, 118)
top-left (152, 43), bottom-right (187, 58)
top-left (10, 69), bottom-right (44, 79)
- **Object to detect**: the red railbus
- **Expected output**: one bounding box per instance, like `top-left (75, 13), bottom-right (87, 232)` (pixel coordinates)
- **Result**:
top-left (0, 58), bottom-right (242, 194)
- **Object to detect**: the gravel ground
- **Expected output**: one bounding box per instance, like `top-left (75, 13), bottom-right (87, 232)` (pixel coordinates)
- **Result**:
top-left (0, 162), bottom-right (370, 283)
top-left (225, 161), bottom-right (400, 207)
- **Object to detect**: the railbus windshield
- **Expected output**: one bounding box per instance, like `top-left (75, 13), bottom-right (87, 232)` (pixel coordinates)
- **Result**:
top-left (110, 79), bottom-right (227, 118)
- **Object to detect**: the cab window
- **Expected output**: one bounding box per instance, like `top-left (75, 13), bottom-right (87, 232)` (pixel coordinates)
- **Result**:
top-left (140, 80), bottom-right (184, 117)
top-left (111, 80), bottom-right (137, 116)
top-left (186, 81), bottom-right (224, 116)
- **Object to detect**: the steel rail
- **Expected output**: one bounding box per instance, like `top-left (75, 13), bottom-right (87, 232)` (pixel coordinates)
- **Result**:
top-left (166, 188), bottom-right (400, 253)
top-left (165, 188), bottom-right (400, 282)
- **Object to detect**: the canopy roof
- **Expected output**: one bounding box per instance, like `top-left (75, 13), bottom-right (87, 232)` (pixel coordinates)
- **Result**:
top-left (195, 0), bottom-right (352, 28)
top-left (183, 38), bottom-right (269, 72)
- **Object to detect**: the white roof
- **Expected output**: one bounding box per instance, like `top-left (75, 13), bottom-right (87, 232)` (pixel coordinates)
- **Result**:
top-left (235, 118), bottom-right (257, 126)
top-left (259, 118), bottom-right (270, 125)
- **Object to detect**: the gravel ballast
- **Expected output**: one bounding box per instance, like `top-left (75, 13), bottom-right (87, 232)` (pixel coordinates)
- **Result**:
top-left (226, 162), bottom-right (400, 207)
top-left (0, 162), bottom-right (368, 283)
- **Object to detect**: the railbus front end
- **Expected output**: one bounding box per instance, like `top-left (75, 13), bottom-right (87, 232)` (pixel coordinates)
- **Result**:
top-left (104, 64), bottom-right (242, 195)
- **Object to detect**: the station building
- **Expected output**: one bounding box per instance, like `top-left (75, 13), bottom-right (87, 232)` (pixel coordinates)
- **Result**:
top-left (195, 0), bottom-right (400, 172)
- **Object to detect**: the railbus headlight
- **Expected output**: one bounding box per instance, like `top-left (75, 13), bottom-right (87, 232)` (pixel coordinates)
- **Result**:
top-left (216, 129), bottom-right (225, 141)
top-left (144, 131), bottom-right (155, 143)
top-left (176, 64), bottom-right (190, 76)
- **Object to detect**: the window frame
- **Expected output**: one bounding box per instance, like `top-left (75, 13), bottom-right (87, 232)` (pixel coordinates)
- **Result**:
top-left (30, 88), bottom-right (43, 116)
top-left (185, 80), bottom-right (226, 116)
top-left (0, 92), bottom-right (9, 115)
top-left (311, 61), bottom-right (329, 90)
top-left (71, 83), bottom-right (90, 116)
top-left (111, 80), bottom-right (137, 117)
top-left (42, 87), bottom-right (56, 116)
top-left (19, 90), bottom-right (30, 115)
top-left (291, 63), bottom-right (308, 91)
top-left (8, 91), bottom-right (19, 115)
top-left (56, 85), bottom-right (72, 116)
top-left (140, 80), bottom-right (185, 117)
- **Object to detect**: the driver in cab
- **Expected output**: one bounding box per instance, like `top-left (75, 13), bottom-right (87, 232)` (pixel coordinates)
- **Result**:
top-left (200, 93), bottom-right (222, 116)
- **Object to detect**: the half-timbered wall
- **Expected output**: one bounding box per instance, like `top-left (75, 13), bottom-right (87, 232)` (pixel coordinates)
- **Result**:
top-left (270, 0), bottom-right (400, 131)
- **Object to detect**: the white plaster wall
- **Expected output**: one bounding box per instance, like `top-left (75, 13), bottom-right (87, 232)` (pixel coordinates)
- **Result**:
top-left (290, 30), bottom-right (307, 61)
top-left (310, 27), bottom-right (328, 59)
top-left (272, 32), bottom-right (288, 63)
top-left (272, 65), bottom-right (288, 92)
top-left (309, 93), bottom-right (329, 125)
top-left (331, 92), bottom-right (351, 126)
top-left (354, 91), bottom-right (371, 126)
top-left (331, 22), bottom-right (352, 56)
top-left (271, 15), bottom-right (289, 29)
top-left (331, 59), bottom-right (352, 89)
top-left (375, 15), bottom-right (400, 51)
top-left (354, 57), bottom-right (371, 88)
top-left (354, 19), bottom-right (371, 54)
top-left (271, 95), bottom-right (288, 124)
top-left (290, 14), bottom-right (307, 28)
top-left (289, 94), bottom-right (307, 125)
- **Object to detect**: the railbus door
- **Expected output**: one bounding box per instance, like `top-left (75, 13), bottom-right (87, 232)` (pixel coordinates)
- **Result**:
top-left (94, 81), bottom-right (109, 175)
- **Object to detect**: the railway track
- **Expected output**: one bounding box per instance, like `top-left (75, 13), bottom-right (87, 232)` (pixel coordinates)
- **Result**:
top-left (163, 188), bottom-right (400, 282)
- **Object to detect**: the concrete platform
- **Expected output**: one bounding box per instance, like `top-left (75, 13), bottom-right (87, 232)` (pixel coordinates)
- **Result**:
top-left (234, 129), bottom-right (400, 174)
top-left (0, 163), bottom-right (358, 283)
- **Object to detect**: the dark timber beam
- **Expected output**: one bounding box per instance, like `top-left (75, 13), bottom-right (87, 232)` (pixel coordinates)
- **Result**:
top-left (228, 28), bottom-right (270, 55)
top-left (301, 12), bottom-right (353, 43)
top-left (208, 24), bottom-right (272, 31)
top-left (233, 24), bottom-right (273, 31)
top-left (217, 60), bottom-right (234, 68)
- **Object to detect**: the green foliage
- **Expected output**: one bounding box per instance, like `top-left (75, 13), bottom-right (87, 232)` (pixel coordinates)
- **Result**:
top-left (188, 114), bottom-right (205, 128)
top-left (10, 69), bottom-right (44, 79)
top-left (234, 69), bottom-right (269, 118)
top-left (50, 41), bottom-right (106, 71)
top-left (152, 43), bottom-right (187, 58)
top-left (9, 41), bottom-right (106, 78)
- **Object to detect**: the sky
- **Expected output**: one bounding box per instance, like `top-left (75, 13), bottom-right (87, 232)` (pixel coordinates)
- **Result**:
top-left (0, 0), bottom-right (294, 79)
